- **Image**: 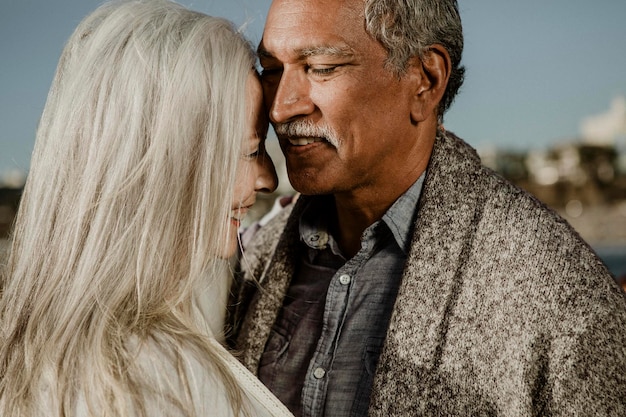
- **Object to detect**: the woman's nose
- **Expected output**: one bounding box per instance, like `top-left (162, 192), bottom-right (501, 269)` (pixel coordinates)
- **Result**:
top-left (256, 152), bottom-right (278, 194)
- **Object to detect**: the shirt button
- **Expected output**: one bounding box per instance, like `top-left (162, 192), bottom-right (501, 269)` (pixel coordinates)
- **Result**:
top-left (313, 367), bottom-right (326, 379)
top-left (339, 274), bottom-right (351, 285)
top-left (307, 232), bottom-right (328, 248)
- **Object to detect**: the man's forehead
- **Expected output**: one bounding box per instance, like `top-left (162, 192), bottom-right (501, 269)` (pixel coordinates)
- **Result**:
top-left (259, 0), bottom-right (367, 62)
top-left (267, 0), bottom-right (359, 14)
top-left (263, 0), bottom-right (364, 36)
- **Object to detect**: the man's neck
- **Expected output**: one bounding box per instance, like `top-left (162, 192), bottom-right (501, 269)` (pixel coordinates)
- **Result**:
top-left (331, 171), bottom-right (423, 258)
top-left (327, 124), bottom-right (440, 258)
top-left (329, 196), bottom-right (384, 258)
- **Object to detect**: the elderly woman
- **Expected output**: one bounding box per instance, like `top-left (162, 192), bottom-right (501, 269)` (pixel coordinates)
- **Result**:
top-left (0, 1), bottom-right (291, 416)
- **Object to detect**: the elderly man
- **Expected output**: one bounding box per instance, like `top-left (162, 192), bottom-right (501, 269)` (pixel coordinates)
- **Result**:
top-left (230, 0), bottom-right (626, 416)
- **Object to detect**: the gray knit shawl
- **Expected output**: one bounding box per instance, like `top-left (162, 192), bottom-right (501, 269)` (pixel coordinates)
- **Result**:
top-left (234, 131), bottom-right (626, 416)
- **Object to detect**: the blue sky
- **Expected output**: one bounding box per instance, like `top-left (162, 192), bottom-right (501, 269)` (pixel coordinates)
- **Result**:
top-left (1, 0), bottom-right (625, 177)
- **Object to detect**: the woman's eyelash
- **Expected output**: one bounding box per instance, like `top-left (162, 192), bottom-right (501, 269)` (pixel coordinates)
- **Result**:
top-left (244, 148), bottom-right (262, 159)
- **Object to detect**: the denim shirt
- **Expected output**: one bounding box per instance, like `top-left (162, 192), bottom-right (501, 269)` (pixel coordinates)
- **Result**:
top-left (257, 174), bottom-right (425, 417)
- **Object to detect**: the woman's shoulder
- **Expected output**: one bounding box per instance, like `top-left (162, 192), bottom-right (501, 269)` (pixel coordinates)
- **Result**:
top-left (131, 335), bottom-right (237, 417)
top-left (208, 338), bottom-right (294, 417)
top-left (136, 335), bottom-right (294, 417)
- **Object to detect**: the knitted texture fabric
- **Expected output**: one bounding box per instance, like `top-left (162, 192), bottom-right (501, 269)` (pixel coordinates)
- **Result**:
top-left (233, 131), bottom-right (626, 416)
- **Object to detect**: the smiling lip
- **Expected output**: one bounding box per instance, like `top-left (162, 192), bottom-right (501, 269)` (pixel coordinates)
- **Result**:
top-left (287, 136), bottom-right (326, 146)
top-left (230, 206), bottom-right (251, 225)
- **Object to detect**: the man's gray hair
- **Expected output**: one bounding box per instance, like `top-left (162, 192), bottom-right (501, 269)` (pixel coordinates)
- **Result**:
top-left (364, 0), bottom-right (465, 119)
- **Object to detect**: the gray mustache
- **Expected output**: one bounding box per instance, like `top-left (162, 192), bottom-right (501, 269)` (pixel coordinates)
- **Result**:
top-left (274, 120), bottom-right (340, 147)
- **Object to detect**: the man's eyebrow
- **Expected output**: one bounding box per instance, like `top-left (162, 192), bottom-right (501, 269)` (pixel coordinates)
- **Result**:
top-left (257, 44), bottom-right (355, 61)
top-left (299, 44), bottom-right (355, 59)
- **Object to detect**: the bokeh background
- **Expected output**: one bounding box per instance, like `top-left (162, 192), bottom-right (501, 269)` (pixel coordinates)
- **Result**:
top-left (1, 0), bottom-right (625, 279)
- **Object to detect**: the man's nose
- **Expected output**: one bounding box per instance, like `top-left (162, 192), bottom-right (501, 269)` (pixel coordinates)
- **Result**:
top-left (268, 68), bottom-right (315, 124)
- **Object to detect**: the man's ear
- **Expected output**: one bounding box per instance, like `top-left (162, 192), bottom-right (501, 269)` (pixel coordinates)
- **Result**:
top-left (407, 44), bottom-right (451, 124)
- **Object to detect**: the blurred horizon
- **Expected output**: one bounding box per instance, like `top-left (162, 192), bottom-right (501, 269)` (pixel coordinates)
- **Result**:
top-left (1, 0), bottom-right (625, 183)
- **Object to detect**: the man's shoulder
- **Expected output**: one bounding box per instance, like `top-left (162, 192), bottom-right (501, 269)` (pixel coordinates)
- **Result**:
top-left (432, 130), bottom-right (571, 234)
top-left (422, 130), bottom-right (614, 288)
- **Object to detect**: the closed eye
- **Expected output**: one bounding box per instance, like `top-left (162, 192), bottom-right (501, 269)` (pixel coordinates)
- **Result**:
top-left (243, 140), bottom-right (268, 159)
top-left (308, 66), bottom-right (338, 76)
top-left (245, 149), bottom-right (260, 159)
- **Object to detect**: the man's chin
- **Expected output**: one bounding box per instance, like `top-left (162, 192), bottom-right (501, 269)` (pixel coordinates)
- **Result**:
top-left (289, 179), bottom-right (332, 196)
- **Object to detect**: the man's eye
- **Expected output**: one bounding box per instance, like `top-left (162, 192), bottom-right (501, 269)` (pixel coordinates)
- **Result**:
top-left (308, 66), bottom-right (338, 76)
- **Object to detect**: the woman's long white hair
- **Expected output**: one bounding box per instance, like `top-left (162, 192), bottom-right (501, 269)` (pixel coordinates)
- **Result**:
top-left (0, 1), bottom-right (255, 415)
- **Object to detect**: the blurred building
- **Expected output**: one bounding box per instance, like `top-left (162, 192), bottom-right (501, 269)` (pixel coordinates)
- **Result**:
top-left (0, 187), bottom-right (21, 239)
top-left (1, 96), bottom-right (625, 254)
top-left (479, 96), bottom-right (626, 249)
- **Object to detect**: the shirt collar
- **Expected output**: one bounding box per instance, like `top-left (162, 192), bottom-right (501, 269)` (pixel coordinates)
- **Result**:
top-left (299, 172), bottom-right (426, 255)
top-left (381, 172), bottom-right (425, 253)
